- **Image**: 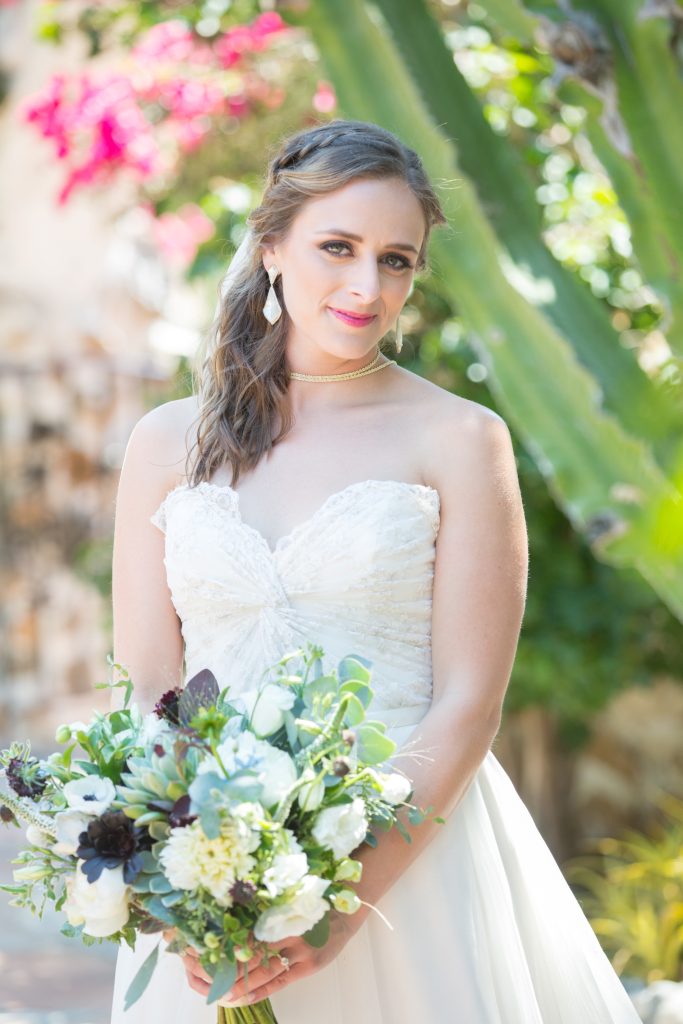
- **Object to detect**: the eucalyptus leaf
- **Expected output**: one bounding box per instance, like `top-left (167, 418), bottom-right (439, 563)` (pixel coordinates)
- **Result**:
top-left (337, 655), bottom-right (372, 685)
top-left (356, 725), bottom-right (396, 764)
top-left (206, 957), bottom-right (238, 1004)
top-left (124, 938), bottom-right (161, 1010)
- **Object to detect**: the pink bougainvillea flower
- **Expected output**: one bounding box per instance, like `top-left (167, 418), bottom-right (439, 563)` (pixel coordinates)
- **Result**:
top-left (21, 10), bottom-right (292, 204)
top-left (151, 202), bottom-right (215, 268)
top-left (20, 71), bottom-right (164, 203)
top-left (313, 79), bottom-right (337, 113)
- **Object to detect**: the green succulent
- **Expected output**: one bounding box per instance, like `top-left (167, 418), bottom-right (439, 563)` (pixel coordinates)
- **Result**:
top-left (115, 747), bottom-right (188, 829)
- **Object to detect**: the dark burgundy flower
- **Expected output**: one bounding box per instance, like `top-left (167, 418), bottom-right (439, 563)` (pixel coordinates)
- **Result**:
top-left (153, 688), bottom-right (182, 724)
top-left (6, 756), bottom-right (48, 799)
top-left (168, 794), bottom-right (197, 829)
top-left (76, 810), bottom-right (143, 884)
top-left (230, 878), bottom-right (257, 906)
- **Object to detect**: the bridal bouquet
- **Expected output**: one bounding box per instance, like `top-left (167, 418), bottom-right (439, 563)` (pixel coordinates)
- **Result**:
top-left (0, 643), bottom-right (438, 1024)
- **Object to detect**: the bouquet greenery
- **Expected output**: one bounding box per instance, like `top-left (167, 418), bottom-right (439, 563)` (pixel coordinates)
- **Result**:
top-left (0, 643), bottom-right (439, 1024)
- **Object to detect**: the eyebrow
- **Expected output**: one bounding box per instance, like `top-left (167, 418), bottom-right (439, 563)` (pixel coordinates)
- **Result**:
top-left (314, 228), bottom-right (419, 255)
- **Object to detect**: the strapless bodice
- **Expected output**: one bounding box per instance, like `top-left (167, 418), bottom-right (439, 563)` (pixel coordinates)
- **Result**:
top-left (150, 478), bottom-right (440, 710)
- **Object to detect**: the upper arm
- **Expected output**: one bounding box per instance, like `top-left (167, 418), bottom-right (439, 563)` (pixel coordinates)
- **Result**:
top-left (428, 403), bottom-right (529, 724)
top-left (111, 402), bottom-right (192, 713)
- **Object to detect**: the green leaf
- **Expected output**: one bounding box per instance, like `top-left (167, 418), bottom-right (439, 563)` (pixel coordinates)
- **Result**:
top-left (356, 724), bottom-right (396, 764)
top-left (342, 693), bottom-right (366, 726)
top-left (206, 957), bottom-right (238, 1004)
top-left (337, 655), bottom-right (372, 685)
top-left (339, 680), bottom-right (372, 709)
top-left (124, 938), bottom-right (161, 1010)
top-left (302, 911), bottom-right (330, 948)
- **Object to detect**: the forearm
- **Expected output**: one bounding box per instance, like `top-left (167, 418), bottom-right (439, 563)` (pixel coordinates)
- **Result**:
top-left (351, 696), bottom-right (501, 925)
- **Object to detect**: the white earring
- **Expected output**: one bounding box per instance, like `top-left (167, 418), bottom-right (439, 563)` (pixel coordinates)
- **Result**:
top-left (394, 315), bottom-right (403, 353)
top-left (263, 264), bottom-right (282, 325)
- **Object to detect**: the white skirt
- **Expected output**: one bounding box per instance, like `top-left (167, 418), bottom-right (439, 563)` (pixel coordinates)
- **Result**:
top-left (111, 707), bottom-right (641, 1023)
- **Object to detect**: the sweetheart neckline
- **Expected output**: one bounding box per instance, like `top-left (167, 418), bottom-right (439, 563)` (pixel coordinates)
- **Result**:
top-left (153, 477), bottom-right (441, 557)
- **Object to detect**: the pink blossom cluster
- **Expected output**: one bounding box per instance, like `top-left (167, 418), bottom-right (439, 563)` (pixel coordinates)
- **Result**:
top-left (20, 13), bottom-right (289, 204)
top-left (140, 201), bottom-right (216, 269)
top-left (23, 72), bottom-right (163, 203)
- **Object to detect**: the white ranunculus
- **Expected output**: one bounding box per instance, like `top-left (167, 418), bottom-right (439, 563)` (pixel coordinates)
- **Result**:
top-left (240, 683), bottom-right (295, 737)
top-left (64, 863), bottom-right (130, 937)
top-left (53, 809), bottom-right (93, 856)
top-left (257, 745), bottom-right (298, 810)
top-left (311, 797), bottom-right (368, 859)
top-left (63, 777), bottom-right (116, 816)
top-left (376, 770), bottom-right (412, 806)
top-left (253, 874), bottom-right (330, 942)
top-left (296, 772), bottom-right (325, 812)
top-left (262, 852), bottom-right (309, 897)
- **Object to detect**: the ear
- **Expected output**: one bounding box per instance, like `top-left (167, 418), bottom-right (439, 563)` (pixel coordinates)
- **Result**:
top-left (261, 243), bottom-right (277, 274)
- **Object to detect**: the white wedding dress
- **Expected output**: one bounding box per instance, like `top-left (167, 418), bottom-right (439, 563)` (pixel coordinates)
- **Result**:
top-left (110, 477), bottom-right (641, 1023)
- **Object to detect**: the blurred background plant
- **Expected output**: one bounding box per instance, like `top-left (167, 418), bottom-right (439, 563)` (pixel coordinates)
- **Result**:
top-left (565, 792), bottom-right (683, 984)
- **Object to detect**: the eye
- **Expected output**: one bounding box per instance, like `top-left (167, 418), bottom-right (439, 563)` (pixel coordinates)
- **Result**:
top-left (320, 241), bottom-right (413, 271)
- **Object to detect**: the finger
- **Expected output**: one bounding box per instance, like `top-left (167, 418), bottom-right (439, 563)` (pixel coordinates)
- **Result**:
top-left (225, 956), bottom-right (289, 1002)
top-left (184, 958), bottom-right (213, 986)
top-left (226, 962), bottom-right (305, 1006)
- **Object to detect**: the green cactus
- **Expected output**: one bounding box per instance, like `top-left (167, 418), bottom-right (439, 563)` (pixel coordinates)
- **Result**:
top-left (298, 0), bottom-right (683, 620)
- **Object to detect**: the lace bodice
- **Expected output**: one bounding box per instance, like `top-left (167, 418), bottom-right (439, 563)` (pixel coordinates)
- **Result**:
top-left (150, 478), bottom-right (441, 709)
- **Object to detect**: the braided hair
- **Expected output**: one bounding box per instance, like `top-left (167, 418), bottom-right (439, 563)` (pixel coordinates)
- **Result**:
top-left (187, 118), bottom-right (448, 489)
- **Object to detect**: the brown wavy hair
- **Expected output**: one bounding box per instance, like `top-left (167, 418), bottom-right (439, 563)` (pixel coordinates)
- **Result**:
top-left (186, 118), bottom-right (448, 489)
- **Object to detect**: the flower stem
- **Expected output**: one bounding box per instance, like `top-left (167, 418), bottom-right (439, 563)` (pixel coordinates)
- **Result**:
top-left (217, 998), bottom-right (277, 1024)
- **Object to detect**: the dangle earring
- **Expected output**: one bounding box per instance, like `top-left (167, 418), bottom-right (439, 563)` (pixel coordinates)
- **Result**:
top-left (263, 264), bottom-right (282, 325)
top-left (394, 314), bottom-right (403, 353)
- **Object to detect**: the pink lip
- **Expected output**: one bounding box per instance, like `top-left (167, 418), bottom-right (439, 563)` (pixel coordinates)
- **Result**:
top-left (329, 307), bottom-right (377, 326)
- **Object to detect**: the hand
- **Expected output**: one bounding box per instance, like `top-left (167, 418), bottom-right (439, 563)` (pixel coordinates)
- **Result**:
top-left (181, 913), bottom-right (360, 1008)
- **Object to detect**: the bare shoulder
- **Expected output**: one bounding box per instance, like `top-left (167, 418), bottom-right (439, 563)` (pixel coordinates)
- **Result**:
top-left (392, 367), bottom-right (512, 493)
top-left (125, 395), bottom-right (201, 490)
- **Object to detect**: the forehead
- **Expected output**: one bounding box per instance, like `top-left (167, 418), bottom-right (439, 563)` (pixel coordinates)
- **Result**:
top-left (291, 177), bottom-right (425, 243)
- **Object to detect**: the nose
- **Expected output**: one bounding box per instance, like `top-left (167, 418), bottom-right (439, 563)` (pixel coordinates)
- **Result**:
top-left (347, 257), bottom-right (382, 305)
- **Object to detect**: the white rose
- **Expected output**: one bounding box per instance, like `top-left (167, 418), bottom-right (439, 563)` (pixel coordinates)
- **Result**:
top-left (241, 684), bottom-right (295, 737)
top-left (262, 852), bottom-right (309, 897)
top-left (257, 745), bottom-right (297, 810)
top-left (64, 863), bottom-right (130, 937)
top-left (311, 797), bottom-right (368, 859)
top-left (253, 874), bottom-right (330, 942)
top-left (296, 773), bottom-right (325, 812)
top-left (63, 777), bottom-right (116, 816)
top-left (53, 809), bottom-right (93, 856)
top-left (377, 770), bottom-right (412, 806)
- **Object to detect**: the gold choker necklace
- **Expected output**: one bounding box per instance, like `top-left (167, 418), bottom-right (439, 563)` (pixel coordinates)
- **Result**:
top-left (289, 350), bottom-right (396, 382)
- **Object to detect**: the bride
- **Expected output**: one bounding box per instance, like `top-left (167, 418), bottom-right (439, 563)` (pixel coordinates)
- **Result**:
top-left (110, 118), bottom-right (641, 1021)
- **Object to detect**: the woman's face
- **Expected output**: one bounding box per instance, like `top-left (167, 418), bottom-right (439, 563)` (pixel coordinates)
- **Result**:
top-left (261, 176), bottom-right (425, 367)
